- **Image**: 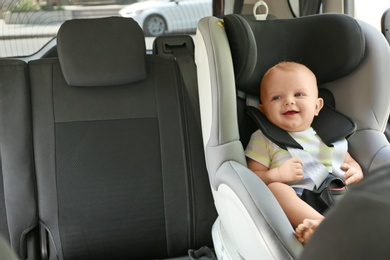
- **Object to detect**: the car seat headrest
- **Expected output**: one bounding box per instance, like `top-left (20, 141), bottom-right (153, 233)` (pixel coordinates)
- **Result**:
top-left (223, 13), bottom-right (365, 96)
top-left (57, 17), bottom-right (146, 87)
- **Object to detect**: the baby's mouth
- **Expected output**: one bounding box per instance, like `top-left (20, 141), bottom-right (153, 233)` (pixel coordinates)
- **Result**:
top-left (283, 110), bottom-right (299, 116)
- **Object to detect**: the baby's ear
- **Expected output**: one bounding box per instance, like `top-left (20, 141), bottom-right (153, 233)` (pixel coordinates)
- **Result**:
top-left (315, 98), bottom-right (324, 116)
top-left (258, 103), bottom-right (265, 113)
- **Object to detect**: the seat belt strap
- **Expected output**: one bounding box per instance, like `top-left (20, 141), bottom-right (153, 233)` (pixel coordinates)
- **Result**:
top-left (171, 46), bottom-right (202, 128)
top-left (287, 138), bottom-right (348, 190)
top-left (287, 147), bottom-right (328, 190)
top-left (330, 138), bottom-right (348, 178)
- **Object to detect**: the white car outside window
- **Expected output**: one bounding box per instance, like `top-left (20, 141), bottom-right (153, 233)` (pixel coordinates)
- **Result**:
top-left (119, 0), bottom-right (212, 36)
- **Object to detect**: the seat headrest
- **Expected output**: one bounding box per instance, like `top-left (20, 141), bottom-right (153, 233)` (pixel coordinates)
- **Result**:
top-left (223, 14), bottom-right (365, 96)
top-left (57, 17), bottom-right (146, 87)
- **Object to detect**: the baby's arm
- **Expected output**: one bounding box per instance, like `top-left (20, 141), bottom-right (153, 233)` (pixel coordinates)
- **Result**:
top-left (247, 157), bottom-right (304, 185)
top-left (340, 152), bottom-right (363, 185)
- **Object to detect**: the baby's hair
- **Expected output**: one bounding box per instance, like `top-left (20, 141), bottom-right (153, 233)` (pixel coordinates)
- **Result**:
top-left (263, 61), bottom-right (314, 80)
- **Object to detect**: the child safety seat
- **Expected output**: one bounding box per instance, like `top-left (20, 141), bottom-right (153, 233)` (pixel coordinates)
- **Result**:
top-left (195, 11), bottom-right (390, 259)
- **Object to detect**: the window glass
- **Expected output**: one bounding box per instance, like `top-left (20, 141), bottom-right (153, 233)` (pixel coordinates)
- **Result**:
top-left (355, 0), bottom-right (390, 31)
top-left (0, 0), bottom-right (211, 58)
top-left (289, 0), bottom-right (299, 16)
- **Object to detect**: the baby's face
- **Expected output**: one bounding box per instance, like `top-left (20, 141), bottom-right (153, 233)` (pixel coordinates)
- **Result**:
top-left (259, 67), bottom-right (323, 132)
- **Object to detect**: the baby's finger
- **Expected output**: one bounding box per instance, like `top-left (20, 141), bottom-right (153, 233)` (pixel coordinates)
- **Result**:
top-left (345, 175), bottom-right (355, 185)
top-left (295, 168), bottom-right (304, 176)
top-left (340, 163), bottom-right (350, 171)
top-left (344, 170), bottom-right (359, 185)
top-left (291, 157), bottom-right (303, 165)
top-left (344, 170), bottom-right (353, 179)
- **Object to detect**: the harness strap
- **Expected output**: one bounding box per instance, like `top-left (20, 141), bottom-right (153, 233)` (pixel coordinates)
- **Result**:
top-left (246, 99), bottom-right (302, 149)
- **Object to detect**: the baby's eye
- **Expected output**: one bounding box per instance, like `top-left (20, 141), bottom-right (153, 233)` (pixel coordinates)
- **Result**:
top-left (271, 95), bottom-right (282, 101)
top-left (294, 93), bottom-right (304, 97)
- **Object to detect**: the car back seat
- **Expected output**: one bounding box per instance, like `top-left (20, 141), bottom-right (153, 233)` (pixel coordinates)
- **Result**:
top-left (26, 17), bottom-right (215, 259)
top-left (0, 59), bottom-right (39, 259)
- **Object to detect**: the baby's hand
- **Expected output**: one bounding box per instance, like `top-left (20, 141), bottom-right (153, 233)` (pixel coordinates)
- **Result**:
top-left (278, 157), bottom-right (304, 183)
top-left (341, 163), bottom-right (363, 185)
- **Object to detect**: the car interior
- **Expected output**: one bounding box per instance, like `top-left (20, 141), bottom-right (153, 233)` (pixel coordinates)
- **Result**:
top-left (1, 0), bottom-right (390, 260)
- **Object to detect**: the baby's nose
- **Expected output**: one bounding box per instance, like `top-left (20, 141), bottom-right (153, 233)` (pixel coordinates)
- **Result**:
top-left (285, 97), bottom-right (295, 105)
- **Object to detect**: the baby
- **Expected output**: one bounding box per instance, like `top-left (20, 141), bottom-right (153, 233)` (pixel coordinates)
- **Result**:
top-left (245, 61), bottom-right (363, 243)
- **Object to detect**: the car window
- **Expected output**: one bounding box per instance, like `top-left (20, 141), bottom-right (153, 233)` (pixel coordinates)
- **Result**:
top-left (0, 0), bottom-right (212, 58)
top-left (355, 0), bottom-right (390, 31)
